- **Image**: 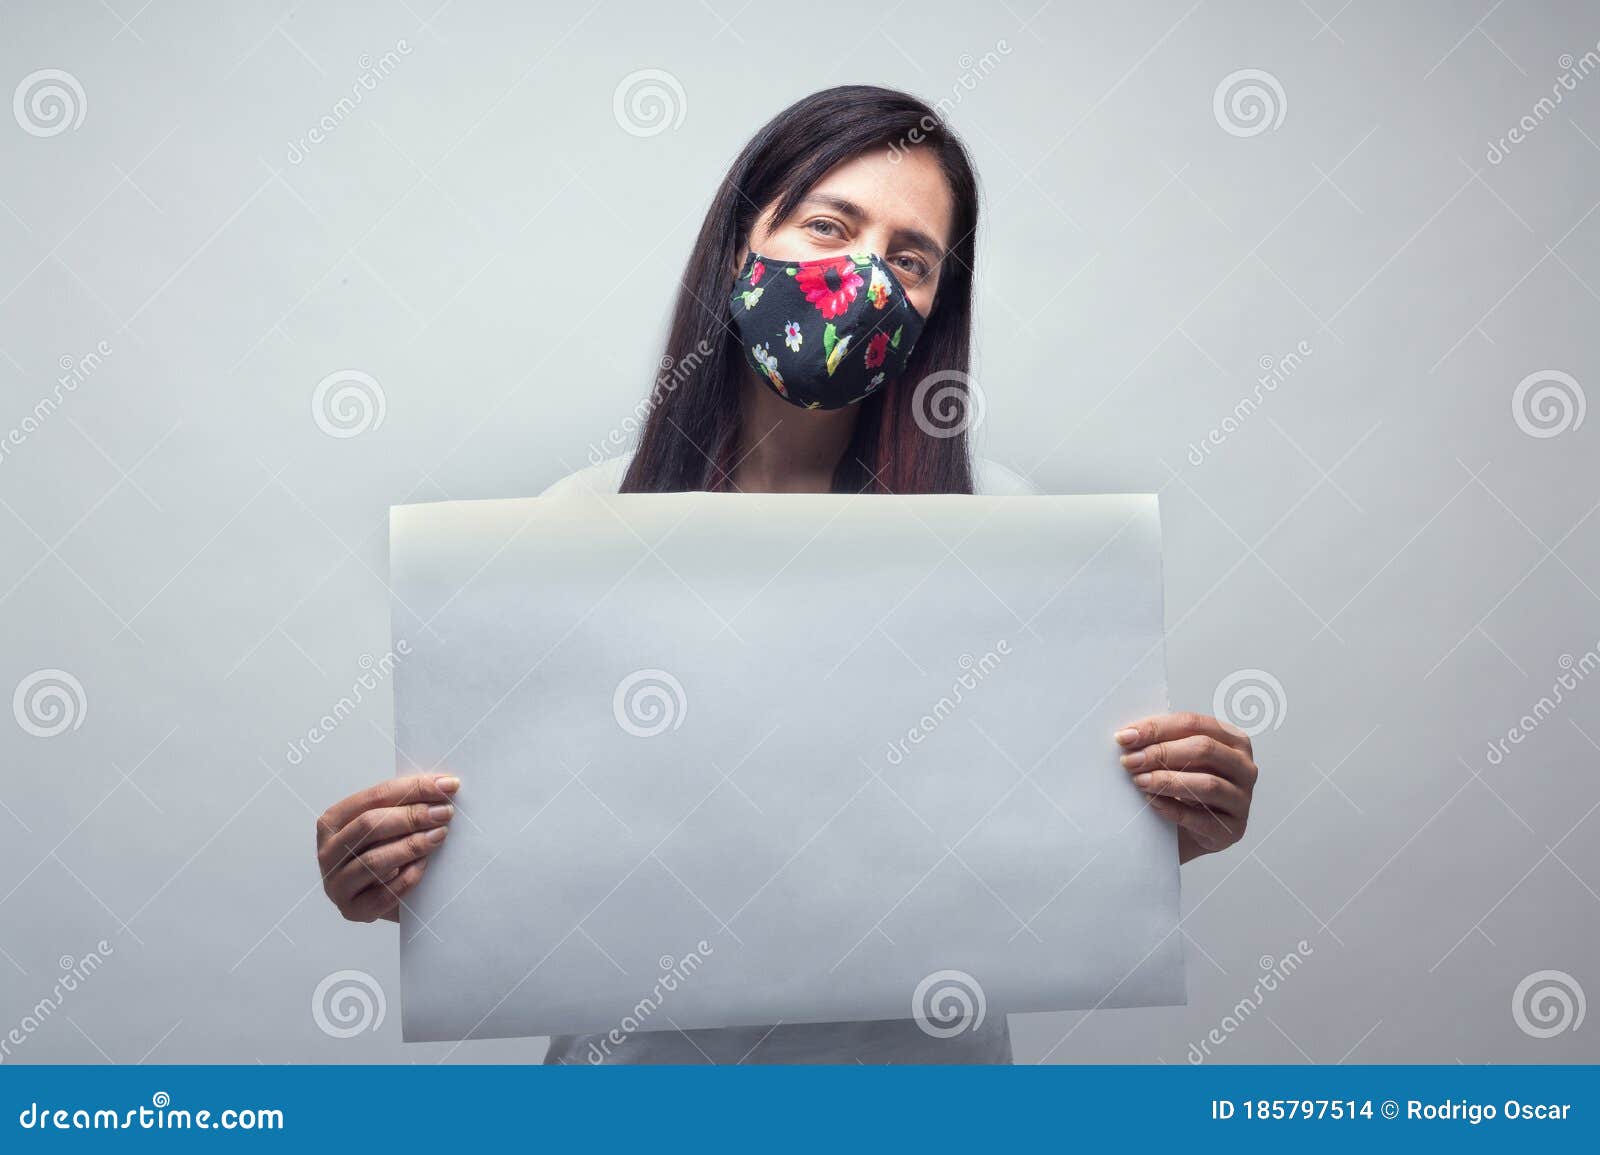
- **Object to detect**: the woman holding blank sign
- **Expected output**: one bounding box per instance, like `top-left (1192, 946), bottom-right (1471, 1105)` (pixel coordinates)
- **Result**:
top-left (314, 86), bottom-right (1259, 1063)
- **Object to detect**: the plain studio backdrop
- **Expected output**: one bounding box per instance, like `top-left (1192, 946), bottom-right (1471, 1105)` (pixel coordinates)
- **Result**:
top-left (1, 0), bottom-right (1596, 1064)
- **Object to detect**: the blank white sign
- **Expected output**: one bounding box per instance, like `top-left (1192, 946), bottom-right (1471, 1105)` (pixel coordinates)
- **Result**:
top-left (390, 491), bottom-right (1184, 1043)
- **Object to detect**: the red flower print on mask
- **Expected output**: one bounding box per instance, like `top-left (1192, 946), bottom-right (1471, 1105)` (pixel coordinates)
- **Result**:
top-left (750, 260), bottom-right (765, 286)
top-left (864, 330), bottom-right (889, 369)
top-left (795, 257), bottom-right (864, 320)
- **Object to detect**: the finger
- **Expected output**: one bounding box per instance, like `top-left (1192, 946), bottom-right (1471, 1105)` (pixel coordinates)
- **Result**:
top-left (1115, 712), bottom-right (1252, 756)
top-left (1120, 733), bottom-right (1256, 787)
top-left (1131, 769), bottom-right (1249, 816)
top-left (318, 802), bottom-right (454, 871)
top-left (325, 827), bottom-right (448, 904)
top-left (345, 857), bottom-right (431, 924)
top-left (316, 774), bottom-right (459, 846)
top-left (1148, 795), bottom-right (1239, 851)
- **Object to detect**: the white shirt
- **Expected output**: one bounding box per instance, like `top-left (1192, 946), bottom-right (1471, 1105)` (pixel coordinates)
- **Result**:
top-left (538, 452), bottom-right (1037, 1064)
top-left (538, 453), bottom-right (1038, 501)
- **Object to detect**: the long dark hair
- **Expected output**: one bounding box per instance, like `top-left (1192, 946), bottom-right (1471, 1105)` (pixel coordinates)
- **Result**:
top-left (620, 86), bottom-right (980, 495)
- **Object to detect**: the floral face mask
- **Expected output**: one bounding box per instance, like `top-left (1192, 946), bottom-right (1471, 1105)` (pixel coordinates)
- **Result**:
top-left (727, 250), bottom-right (926, 410)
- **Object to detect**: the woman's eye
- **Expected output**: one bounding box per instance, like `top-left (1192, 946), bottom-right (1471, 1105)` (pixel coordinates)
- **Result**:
top-left (805, 218), bottom-right (842, 238)
top-left (894, 254), bottom-right (929, 280)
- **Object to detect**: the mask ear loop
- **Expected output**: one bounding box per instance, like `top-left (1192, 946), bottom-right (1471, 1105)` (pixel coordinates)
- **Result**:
top-left (728, 245), bottom-right (759, 286)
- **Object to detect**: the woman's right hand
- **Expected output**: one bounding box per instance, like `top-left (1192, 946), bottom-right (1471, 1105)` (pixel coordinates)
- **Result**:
top-left (316, 773), bottom-right (459, 923)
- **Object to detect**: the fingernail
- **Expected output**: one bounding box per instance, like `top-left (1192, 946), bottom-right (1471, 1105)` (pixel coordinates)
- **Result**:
top-left (1115, 728), bottom-right (1140, 746)
top-left (1121, 751), bottom-right (1146, 769)
top-left (427, 804), bottom-right (454, 823)
top-left (426, 826), bottom-right (448, 843)
top-left (435, 775), bottom-right (460, 793)
top-left (1133, 773), bottom-right (1153, 789)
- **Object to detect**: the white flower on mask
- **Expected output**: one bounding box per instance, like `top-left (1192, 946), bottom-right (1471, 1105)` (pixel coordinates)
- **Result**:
top-left (867, 265), bottom-right (892, 309)
top-left (784, 321), bottom-right (803, 352)
top-left (752, 342), bottom-right (785, 393)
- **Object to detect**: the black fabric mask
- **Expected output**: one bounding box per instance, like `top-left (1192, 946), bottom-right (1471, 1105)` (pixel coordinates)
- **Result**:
top-left (727, 250), bottom-right (926, 410)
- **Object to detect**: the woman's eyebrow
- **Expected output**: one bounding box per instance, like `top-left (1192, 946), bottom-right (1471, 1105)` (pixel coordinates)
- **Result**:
top-left (893, 226), bottom-right (947, 262)
top-left (799, 193), bottom-right (866, 220)
top-left (798, 194), bottom-right (947, 260)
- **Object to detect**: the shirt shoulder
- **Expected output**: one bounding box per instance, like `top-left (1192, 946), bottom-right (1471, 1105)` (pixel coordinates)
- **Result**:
top-left (973, 457), bottom-right (1040, 496)
top-left (538, 454), bottom-right (1038, 497)
top-left (539, 454), bottom-right (632, 498)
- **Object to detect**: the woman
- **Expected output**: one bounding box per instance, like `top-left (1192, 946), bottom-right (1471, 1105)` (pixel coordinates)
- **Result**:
top-left (314, 86), bottom-right (1260, 1062)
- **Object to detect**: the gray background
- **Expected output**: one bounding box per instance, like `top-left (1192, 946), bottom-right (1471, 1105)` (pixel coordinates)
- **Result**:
top-left (1, 0), bottom-right (1596, 1064)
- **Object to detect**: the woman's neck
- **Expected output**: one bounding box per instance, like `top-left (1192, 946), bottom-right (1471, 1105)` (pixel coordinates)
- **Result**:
top-left (730, 376), bottom-right (859, 493)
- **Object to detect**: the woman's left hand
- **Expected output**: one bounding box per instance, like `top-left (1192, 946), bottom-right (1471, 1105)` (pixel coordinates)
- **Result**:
top-left (1115, 712), bottom-right (1258, 864)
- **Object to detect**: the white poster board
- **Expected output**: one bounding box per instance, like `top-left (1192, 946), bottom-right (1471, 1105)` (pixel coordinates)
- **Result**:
top-left (390, 491), bottom-right (1184, 1042)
